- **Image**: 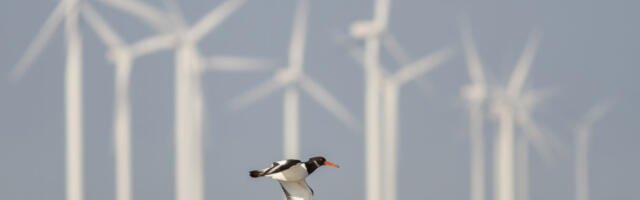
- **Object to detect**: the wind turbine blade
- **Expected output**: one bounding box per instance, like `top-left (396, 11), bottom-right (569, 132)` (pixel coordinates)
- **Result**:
top-left (373, 0), bottom-right (391, 28)
top-left (506, 30), bottom-right (542, 97)
top-left (98, 0), bottom-right (168, 32)
top-left (163, 0), bottom-right (188, 28)
top-left (392, 46), bottom-right (456, 85)
top-left (288, 0), bottom-right (309, 71)
top-left (229, 75), bottom-right (286, 110)
top-left (204, 56), bottom-right (275, 71)
top-left (299, 76), bottom-right (361, 132)
top-left (333, 32), bottom-right (391, 78)
top-left (188, 0), bottom-right (246, 42)
top-left (129, 33), bottom-right (177, 57)
top-left (458, 17), bottom-right (487, 87)
top-left (520, 88), bottom-right (555, 111)
top-left (578, 100), bottom-right (614, 132)
top-left (81, 2), bottom-right (125, 48)
top-left (331, 30), bottom-right (393, 75)
top-left (332, 31), bottom-right (365, 67)
top-left (516, 89), bottom-right (556, 164)
top-left (514, 108), bottom-right (554, 165)
top-left (10, 2), bottom-right (65, 81)
top-left (381, 32), bottom-right (439, 96)
top-left (381, 32), bottom-right (411, 65)
top-left (348, 46), bottom-right (365, 66)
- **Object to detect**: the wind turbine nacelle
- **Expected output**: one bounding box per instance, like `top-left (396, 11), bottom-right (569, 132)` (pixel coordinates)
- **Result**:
top-left (490, 96), bottom-right (512, 118)
top-left (462, 85), bottom-right (487, 102)
top-left (275, 68), bottom-right (301, 84)
top-left (106, 47), bottom-right (131, 64)
top-left (349, 21), bottom-right (379, 39)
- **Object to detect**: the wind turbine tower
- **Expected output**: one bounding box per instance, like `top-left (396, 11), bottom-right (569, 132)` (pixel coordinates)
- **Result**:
top-left (347, 0), bottom-right (392, 199)
top-left (459, 18), bottom-right (488, 200)
top-left (575, 102), bottom-right (612, 200)
top-left (11, 0), bottom-right (86, 199)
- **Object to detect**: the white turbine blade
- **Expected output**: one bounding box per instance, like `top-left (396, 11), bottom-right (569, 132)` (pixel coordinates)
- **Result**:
top-left (129, 33), bottom-right (177, 57)
top-left (514, 108), bottom-right (554, 165)
top-left (381, 32), bottom-right (438, 96)
top-left (520, 88), bottom-right (555, 111)
top-left (516, 90), bottom-right (555, 164)
top-left (392, 46), bottom-right (456, 85)
top-left (288, 0), bottom-right (309, 71)
top-left (163, 0), bottom-right (188, 28)
top-left (381, 32), bottom-right (411, 65)
top-left (373, 0), bottom-right (391, 28)
top-left (506, 30), bottom-right (542, 97)
top-left (458, 17), bottom-right (487, 87)
top-left (348, 46), bottom-right (365, 66)
top-left (345, 44), bottom-right (365, 66)
top-left (188, 0), bottom-right (246, 42)
top-left (331, 30), bottom-right (393, 75)
top-left (332, 30), bottom-right (365, 67)
top-left (342, 39), bottom-right (397, 76)
top-left (578, 100), bottom-right (614, 132)
top-left (299, 76), bottom-right (361, 132)
top-left (98, 0), bottom-right (168, 32)
top-left (81, 2), bottom-right (125, 48)
top-left (204, 56), bottom-right (275, 71)
top-left (229, 75), bottom-right (286, 110)
top-left (10, 2), bottom-right (65, 81)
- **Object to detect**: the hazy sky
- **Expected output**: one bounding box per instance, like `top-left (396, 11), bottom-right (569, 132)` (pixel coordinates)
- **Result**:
top-left (1, 0), bottom-right (638, 200)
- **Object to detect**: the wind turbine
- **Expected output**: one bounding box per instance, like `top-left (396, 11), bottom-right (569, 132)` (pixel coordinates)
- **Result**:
top-left (99, 1), bottom-right (270, 200)
top-left (489, 30), bottom-right (555, 200)
top-left (460, 22), bottom-right (555, 200)
top-left (459, 18), bottom-right (488, 200)
top-left (348, 3), bottom-right (456, 200)
top-left (513, 89), bottom-right (554, 200)
top-left (80, 3), bottom-right (178, 200)
top-left (345, 0), bottom-right (393, 199)
top-left (379, 47), bottom-right (455, 200)
top-left (10, 0), bottom-right (85, 199)
top-left (575, 101), bottom-right (612, 200)
top-left (230, 0), bottom-right (359, 160)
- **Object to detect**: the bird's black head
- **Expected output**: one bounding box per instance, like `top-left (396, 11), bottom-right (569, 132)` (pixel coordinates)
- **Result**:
top-left (307, 156), bottom-right (326, 166)
top-left (305, 156), bottom-right (340, 174)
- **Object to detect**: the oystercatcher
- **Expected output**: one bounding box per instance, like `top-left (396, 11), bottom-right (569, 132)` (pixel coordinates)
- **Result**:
top-left (249, 156), bottom-right (340, 200)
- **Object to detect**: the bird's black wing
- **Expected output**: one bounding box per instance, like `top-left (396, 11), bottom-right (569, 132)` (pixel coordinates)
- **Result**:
top-left (263, 159), bottom-right (301, 176)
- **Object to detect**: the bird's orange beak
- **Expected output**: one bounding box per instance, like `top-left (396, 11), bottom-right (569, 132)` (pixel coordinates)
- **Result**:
top-left (324, 161), bottom-right (340, 168)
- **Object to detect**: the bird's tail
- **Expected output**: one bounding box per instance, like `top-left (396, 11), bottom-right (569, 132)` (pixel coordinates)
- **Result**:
top-left (249, 170), bottom-right (265, 178)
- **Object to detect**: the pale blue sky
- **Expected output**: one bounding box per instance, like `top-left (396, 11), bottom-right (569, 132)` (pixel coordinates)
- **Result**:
top-left (1, 0), bottom-right (638, 199)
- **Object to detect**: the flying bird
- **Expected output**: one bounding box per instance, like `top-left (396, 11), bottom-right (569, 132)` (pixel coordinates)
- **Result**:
top-left (250, 156), bottom-right (340, 200)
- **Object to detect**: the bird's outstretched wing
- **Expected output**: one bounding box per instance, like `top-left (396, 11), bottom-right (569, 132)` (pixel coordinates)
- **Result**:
top-left (279, 180), bottom-right (314, 200)
top-left (304, 180), bottom-right (314, 195)
top-left (280, 182), bottom-right (293, 200)
top-left (249, 159), bottom-right (301, 178)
